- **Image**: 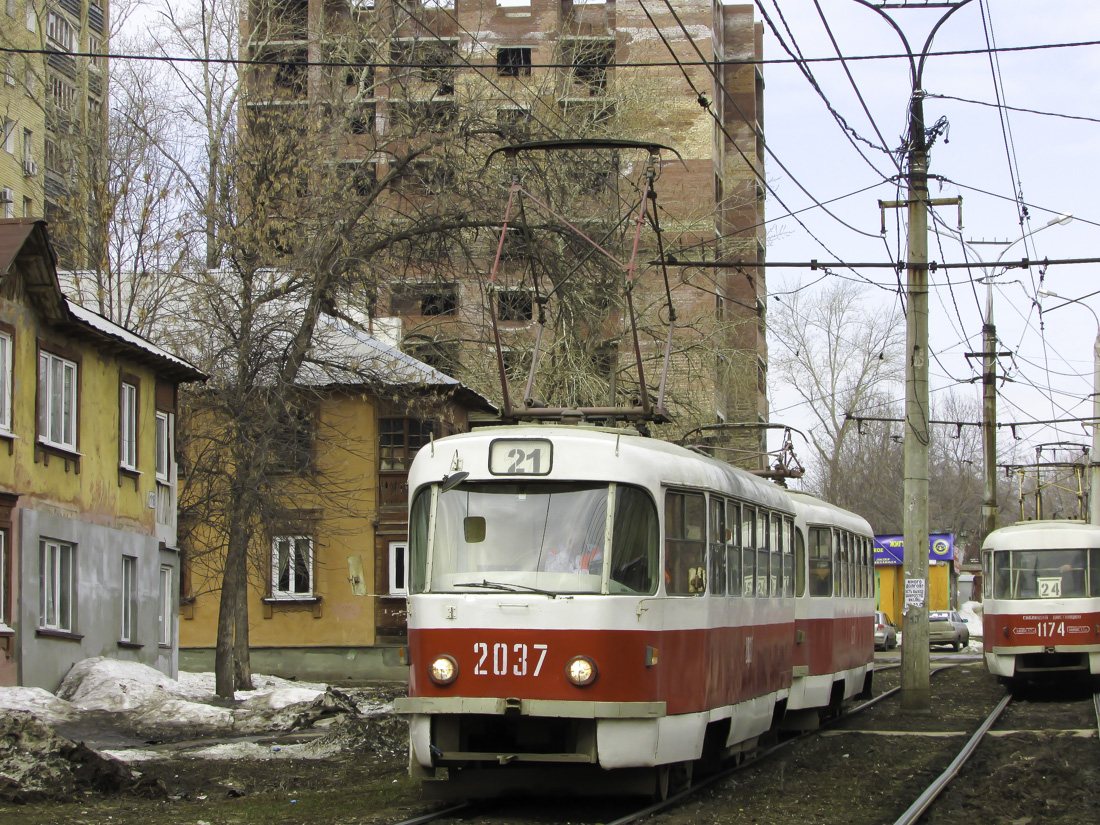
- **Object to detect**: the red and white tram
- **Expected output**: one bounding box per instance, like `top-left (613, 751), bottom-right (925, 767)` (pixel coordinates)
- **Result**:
top-left (395, 425), bottom-right (875, 798)
top-left (981, 520), bottom-right (1100, 684)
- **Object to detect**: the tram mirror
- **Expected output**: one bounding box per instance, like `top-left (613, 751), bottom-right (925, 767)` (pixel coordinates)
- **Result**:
top-left (464, 516), bottom-right (486, 543)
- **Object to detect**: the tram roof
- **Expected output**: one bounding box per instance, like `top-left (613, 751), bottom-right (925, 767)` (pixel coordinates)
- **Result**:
top-left (412, 425), bottom-right (794, 512)
top-left (982, 519), bottom-right (1100, 551)
top-left (786, 490), bottom-right (874, 537)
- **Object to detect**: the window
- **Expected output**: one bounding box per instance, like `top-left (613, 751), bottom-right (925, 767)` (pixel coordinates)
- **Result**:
top-left (808, 527), bottom-right (832, 596)
top-left (726, 500), bottom-right (742, 596)
top-left (272, 403), bottom-right (312, 473)
top-left (40, 539), bottom-right (74, 632)
top-left (497, 288), bottom-right (533, 322)
top-left (272, 535), bottom-right (313, 597)
top-left (497, 47), bottom-right (532, 77)
top-left (0, 330), bottom-right (11, 433)
top-left (21, 196), bottom-right (30, 217)
top-left (120, 381), bottom-right (137, 470)
top-left (2, 118), bottom-right (14, 154)
top-left (158, 565), bottom-right (172, 645)
top-left (25, 3), bottom-right (35, 31)
top-left (566, 39), bottom-right (614, 94)
top-left (379, 418), bottom-right (433, 471)
top-left (391, 283), bottom-right (458, 316)
top-left (88, 34), bottom-right (102, 70)
top-left (389, 541), bottom-right (408, 596)
top-left (154, 411), bottom-right (169, 481)
top-left (3, 57), bottom-right (13, 86)
top-left (38, 349), bottom-right (78, 451)
top-left (708, 497), bottom-right (726, 596)
top-left (121, 555), bottom-right (137, 642)
top-left (48, 74), bottom-right (76, 111)
top-left (46, 11), bottom-right (75, 52)
top-left (664, 490), bottom-right (705, 595)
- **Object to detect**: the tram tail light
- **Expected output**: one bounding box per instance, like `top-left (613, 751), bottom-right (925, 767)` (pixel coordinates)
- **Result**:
top-left (645, 646), bottom-right (659, 667)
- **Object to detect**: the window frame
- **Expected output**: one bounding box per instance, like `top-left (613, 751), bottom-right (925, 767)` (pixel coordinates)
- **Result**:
top-left (158, 565), bottom-right (173, 646)
top-left (154, 410), bottom-right (169, 482)
top-left (271, 534), bottom-right (314, 598)
top-left (37, 346), bottom-right (79, 453)
top-left (0, 530), bottom-right (8, 629)
top-left (120, 377), bottom-right (138, 471)
top-left (0, 327), bottom-right (12, 434)
top-left (389, 540), bottom-right (408, 596)
top-left (379, 417), bottom-right (434, 472)
top-left (39, 538), bottom-right (75, 632)
top-left (121, 555), bottom-right (137, 642)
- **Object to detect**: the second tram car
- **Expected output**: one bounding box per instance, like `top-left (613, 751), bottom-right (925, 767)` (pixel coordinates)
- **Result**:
top-left (981, 520), bottom-right (1100, 684)
top-left (395, 425), bottom-right (875, 798)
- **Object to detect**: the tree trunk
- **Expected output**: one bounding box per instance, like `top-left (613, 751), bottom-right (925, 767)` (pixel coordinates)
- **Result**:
top-left (233, 542), bottom-right (253, 690)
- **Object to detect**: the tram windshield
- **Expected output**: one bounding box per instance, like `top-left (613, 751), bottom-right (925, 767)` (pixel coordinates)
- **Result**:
top-left (409, 482), bottom-right (659, 595)
top-left (991, 548), bottom-right (1100, 599)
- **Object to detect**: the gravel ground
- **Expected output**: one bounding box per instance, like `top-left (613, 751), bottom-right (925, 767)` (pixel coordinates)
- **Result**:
top-left (3, 655), bottom-right (1098, 825)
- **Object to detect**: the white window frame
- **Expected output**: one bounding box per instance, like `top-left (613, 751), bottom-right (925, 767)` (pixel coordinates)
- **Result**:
top-left (0, 330), bottom-right (11, 433)
top-left (121, 555), bottom-right (136, 642)
top-left (3, 118), bottom-right (14, 154)
top-left (154, 410), bottom-right (169, 481)
top-left (158, 565), bottom-right (172, 646)
top-left (45, 10), bottom-right (74, 52)
top-left (39, 539), bottom-right (74, 632)
top-left (389, 541), bottom-right (408, 596)
top-left (38, 350), bottom-right (78, 451)
top-left (25, 3), bottom-right (35, 32)
top-left (120, 382), bottom-right (137, 470)
top-left (272, 535), bottom-right (314, 598)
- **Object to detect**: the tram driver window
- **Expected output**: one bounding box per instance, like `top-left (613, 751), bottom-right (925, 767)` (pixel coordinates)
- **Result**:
top-left (609, 485), bottom-right (658, 594)
top-left (665, 491), bottom-right (706, 596)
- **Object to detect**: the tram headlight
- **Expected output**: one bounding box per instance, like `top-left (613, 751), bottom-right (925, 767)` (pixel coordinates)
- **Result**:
top-left (566, 655), bottom-right (597, 687)
top-left (428, 654), bottom-right (458, 686)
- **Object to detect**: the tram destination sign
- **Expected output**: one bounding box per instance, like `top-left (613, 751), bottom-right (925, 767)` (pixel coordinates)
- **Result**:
top-left (489, 438), bottom-right (553, 476)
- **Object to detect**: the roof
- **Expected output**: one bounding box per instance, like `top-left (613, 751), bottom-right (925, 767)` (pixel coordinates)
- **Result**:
top-left (299, 316), bottom-right (496, 413)
top-left (0, 220), bottom-right (206, 384)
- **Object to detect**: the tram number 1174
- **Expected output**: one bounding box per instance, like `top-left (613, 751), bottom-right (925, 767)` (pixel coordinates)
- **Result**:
top-left (473, 642), bottom-right (548, 677)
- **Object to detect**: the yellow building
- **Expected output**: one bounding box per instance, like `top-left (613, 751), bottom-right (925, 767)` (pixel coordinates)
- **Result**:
top-left (1, 1), bottom-right (109, 267)
top-left (177, 321), bottom-right (494, 680)
top-left (874, 533), bottom-right (959, 629)
top-left (0, 219), bottom-right (205, 690)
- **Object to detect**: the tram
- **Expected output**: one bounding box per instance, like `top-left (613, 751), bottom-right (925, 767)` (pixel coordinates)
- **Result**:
top-left (395, 425), bottom-right (875, 798)
top-left (981, 520), bottom-right (1100, 684)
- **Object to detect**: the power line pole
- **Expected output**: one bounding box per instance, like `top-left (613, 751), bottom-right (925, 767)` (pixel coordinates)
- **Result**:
top-left (856, 0), bottom-right (973, 713)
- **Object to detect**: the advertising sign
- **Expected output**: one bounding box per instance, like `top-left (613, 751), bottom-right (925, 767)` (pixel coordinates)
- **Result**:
top-left (873, 534), bottom-right (954, 566)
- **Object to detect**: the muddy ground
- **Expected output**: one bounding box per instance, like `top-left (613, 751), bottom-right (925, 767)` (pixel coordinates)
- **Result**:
top-left (2, 655), bottom-right (1098, 824)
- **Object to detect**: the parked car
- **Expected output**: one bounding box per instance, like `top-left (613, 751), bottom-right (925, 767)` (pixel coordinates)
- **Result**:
top-left (929, 610), bottom-right (970, 651)
top-left (874, 611), bottom-right (898, 650)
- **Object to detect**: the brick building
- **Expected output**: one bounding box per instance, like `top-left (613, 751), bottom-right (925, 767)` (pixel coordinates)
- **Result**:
top-left (242, 0), bottom-right (768, 465)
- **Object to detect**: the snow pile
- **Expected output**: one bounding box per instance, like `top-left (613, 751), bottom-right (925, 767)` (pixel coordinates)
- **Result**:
top-left (0, 711), bottom-right (162, 802)
top-left (959, 600), bottom-right (984, 652)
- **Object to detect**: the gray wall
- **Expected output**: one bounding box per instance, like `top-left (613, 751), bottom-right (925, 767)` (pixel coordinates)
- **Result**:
top-left (18, 507), bottom-right (177, 692)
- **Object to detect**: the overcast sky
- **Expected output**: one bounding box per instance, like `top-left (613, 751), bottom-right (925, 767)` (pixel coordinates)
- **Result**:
top-left (753, 1), bottom-right (1100, 477)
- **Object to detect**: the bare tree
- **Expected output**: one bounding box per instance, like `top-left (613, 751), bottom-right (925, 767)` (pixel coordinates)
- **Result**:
top-left (770, 280), bottom-right (906, 502)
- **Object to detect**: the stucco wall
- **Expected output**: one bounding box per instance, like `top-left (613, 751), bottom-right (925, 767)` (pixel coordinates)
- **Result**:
top-left (18, 506), bottom-right (174, 691)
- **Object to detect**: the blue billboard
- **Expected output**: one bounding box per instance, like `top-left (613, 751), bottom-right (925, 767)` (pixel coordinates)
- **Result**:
top-left (873, 534), bottom-right (954, 566)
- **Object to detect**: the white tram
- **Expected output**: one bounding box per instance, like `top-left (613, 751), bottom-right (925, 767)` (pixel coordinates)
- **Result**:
top-left (981, 520), bottom-right (1100, 683)
top-left (395, 425), bottom-right (875, 798)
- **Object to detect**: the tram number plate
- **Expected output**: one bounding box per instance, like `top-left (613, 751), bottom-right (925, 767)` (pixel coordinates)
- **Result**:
top-left (1037, 577), bottom-right (1062, 598)
top-left (489, 439), bottom-right (553, 476)
top-left (473, 642), bottom-right (548, 677)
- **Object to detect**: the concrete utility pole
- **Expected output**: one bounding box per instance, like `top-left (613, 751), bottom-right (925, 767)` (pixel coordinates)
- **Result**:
top-left (855, 0), bottom-right (973, 713)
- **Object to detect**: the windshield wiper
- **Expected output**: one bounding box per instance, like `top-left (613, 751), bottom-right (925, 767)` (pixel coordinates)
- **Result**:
top-left (454, 580), bottom-right (558, 598)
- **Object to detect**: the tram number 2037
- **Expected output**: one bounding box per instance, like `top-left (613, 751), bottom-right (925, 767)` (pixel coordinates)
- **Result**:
top-left (473, 642), bottom-right (548, 677)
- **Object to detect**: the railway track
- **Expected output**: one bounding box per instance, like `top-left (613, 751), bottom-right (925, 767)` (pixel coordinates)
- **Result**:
top-left (381, 663), bottom-right (932, 825)
top-left (891, 683), bottom-right (1100, 825)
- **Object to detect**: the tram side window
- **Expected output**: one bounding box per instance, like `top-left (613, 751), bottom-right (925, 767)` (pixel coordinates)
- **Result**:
top-left (1092, 549), bottom-right (1100, 598)
top-left (726, 500), bottom-right (742, 596)
top-left (840, 532), bottom-right (850, 597)
top-left (742, 505), bottom-right (756, 596)
top-left (609, 485), bottom-right (658, 594)
top-left (795, 526), bottom-right (806, 597)
top-left (757, 511), bottom-right (770, 597)
top-left (862, 537), bottom-right (871, 597)
top-left (809, 526), bottom-right (832, 596)
top-left (769, 514), bottom-right (781, 597)
top-left (783, 517), bottom-right (794, 597)
top-left (709, 497), bottom-right (727, 597)
top-left (665, 491), bottom-right (706, 595)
